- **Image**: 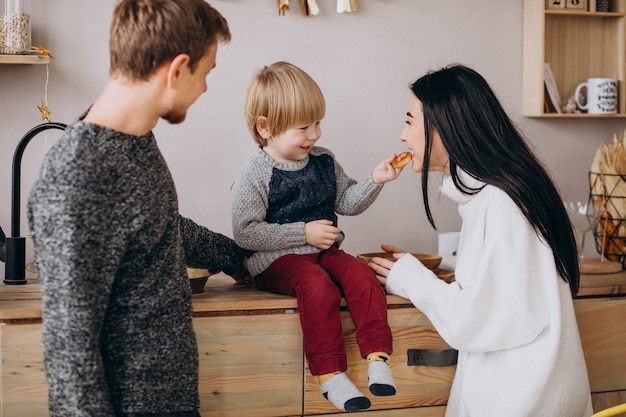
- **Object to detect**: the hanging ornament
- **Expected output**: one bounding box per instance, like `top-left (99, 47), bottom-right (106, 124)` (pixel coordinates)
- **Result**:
top-left (337, 0), bottom-right (358, 13)
top-left (32, 44), bottom-right (54, 122)
top-left (37, 100), bottom-right (51, 122)
top-left (301, 0), bottom-right (320, 16)
top-left (32, 44), bottom-right (53, 59)
top-left (278, 0), bottom-right (290, 16)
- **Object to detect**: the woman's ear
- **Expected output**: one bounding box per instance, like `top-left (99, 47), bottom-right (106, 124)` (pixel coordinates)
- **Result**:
top-left (166, 54), bottom-right (191, 88)
top-left (255, 116), bottom-right (272, 139)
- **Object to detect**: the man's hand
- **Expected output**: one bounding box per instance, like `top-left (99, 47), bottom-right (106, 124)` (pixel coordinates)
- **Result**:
top-left (228, 258), bottom-right (253, 285)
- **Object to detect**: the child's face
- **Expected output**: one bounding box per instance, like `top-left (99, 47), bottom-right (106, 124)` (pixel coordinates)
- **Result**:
top-left (263, 121), bottom-right (322, 163)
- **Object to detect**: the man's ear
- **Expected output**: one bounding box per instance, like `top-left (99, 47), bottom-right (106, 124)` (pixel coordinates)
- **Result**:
top-left (166, 54), bottom-right (191, 88)
top-left (255, 116), bottom-right (272, 139)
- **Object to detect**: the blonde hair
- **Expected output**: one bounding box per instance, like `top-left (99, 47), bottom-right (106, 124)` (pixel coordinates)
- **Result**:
top-left (109, 0), bottom-right (230, 81)
top-left (244, 61), bottom-right (326, 147)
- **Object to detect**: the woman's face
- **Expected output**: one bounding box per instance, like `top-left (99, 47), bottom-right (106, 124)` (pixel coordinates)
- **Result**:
top-left (401, 94), bottom-right (450, 174)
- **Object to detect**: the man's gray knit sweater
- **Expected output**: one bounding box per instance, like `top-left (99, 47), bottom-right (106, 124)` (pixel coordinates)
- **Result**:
top-left (27, 121), bottom-right (244, 417)
top-left (231, 146), bottom-right (383, 276)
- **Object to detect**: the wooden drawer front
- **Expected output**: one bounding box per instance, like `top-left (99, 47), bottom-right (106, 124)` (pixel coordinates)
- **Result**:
top-left (592, 390), bottom-right (626, 414)
top-left (351, 406), bottom-right (447, 416)
top-left (194, 314), bottom-right (304, 417)
top-left (575, 297), bottom-right (626, 393)
top-left (304, 308), bottom-right (455, 415)
top-left (0, 323), bottom-right (48, 417)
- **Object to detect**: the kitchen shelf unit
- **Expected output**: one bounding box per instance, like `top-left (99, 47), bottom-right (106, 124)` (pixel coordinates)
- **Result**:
top-left (0, 54), bottom-right (50, 64)
top-left (523, 0), bottom-right (626, 117)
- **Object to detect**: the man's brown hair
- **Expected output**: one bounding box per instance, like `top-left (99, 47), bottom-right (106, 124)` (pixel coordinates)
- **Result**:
top-left (109, 0), bottom-right (231, 80)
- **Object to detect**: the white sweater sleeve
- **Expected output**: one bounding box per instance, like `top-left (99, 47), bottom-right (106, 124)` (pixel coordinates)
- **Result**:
top-left (386, 188), bottom-right (553, 353)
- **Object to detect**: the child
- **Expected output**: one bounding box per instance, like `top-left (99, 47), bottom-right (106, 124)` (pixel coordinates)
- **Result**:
top-left (231, 61), bottom-right (404, 411)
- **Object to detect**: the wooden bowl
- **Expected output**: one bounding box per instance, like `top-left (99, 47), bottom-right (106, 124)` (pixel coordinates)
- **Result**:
top-left (357, 252), bottom-right (442, 271)
top-left (189, 277), bottom-right (209, 294)
top-left (187, 267), bottom-right (210, 294)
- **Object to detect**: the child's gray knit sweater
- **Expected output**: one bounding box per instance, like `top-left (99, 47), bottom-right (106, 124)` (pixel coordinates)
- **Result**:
top-left (231, 146), bottom-right (383, 276)
top-left (27, 121), bottom-right (244, 417)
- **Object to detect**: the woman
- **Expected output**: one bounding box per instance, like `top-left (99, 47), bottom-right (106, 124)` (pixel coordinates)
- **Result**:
top-left (368, 64), bottom-right (593, 417)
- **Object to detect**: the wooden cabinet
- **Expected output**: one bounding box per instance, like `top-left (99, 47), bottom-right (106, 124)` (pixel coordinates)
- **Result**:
top-left (193, 277), bottom-right (455, 416)
top-left (195, 314), bottom-right (304, 416)
top-left (303, 308), bottom-right (453, 415)
top-left (2, 272), bottom-right (626, 416)
top-left (0, 322), bottom-right (48, 416)
top-left (523, 0), bottom-right (626, 117)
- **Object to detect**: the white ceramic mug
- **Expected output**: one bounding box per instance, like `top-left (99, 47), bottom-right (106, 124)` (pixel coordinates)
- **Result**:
top-left (574, 78), bottom-right (618, 114)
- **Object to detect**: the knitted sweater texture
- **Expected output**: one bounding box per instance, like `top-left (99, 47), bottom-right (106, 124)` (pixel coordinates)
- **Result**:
top-left (27, 121), bottom-right (244, 417)
top-left (385, 172), bottom-right (593, 417)
top-left (231, 146), bottom-right (383, 276)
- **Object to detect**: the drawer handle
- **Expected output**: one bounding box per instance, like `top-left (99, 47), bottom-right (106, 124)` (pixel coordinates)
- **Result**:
top-left (407, 349), bottom-right (458, 367)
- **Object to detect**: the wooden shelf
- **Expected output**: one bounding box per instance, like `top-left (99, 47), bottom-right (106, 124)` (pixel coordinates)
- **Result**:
top-left (545, 9), bottom-right (624, 17)
top-left (0, 54), bottom-right (50, 65)
top-left (532, 113), bottom-right (626, 118)
top-left (523, 0), bottom-right (626, 117)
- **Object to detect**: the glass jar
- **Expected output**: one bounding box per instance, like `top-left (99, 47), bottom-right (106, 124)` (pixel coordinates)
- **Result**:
top-left (0, 0), bottom-right (32, 54)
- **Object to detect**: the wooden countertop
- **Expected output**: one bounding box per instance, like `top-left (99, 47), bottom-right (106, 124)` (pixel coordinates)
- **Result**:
top-left (576, 270), bottom-right (626, 297)
top-left (2, 266), bottom-right (625, 323)
top-left (0, 274), bottom-right (413, 323)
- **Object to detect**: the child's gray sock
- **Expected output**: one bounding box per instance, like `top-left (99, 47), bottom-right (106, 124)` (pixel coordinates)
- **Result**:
top-left (367, 352), bottom-right (397, 396)
top-left (318, 372), bottom-right (371, 411)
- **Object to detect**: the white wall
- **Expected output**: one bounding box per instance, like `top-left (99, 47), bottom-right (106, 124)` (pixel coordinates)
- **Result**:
top-left (1, 0), bottom-right (623, 279)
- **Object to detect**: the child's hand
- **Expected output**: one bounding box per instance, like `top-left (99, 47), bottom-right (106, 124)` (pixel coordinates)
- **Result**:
top-left (372, 154), bottom-right (408, 184)
top-left (305, 219), bottom-right (341, 250)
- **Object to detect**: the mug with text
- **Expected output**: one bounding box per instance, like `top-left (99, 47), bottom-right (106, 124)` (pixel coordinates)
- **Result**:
top-left (574, 78), bottom-right (618, 114)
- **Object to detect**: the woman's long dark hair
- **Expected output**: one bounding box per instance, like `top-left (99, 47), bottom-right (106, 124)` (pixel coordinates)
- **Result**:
top-left (411, 64), bottom-right (579, 295)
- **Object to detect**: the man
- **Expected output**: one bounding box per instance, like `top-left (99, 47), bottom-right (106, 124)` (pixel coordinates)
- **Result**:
top-left (27, 1), bottom-right (244, 416)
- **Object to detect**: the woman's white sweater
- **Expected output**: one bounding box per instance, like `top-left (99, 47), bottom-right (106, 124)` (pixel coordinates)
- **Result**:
top-left (385, 173), bottom-right (593, 417)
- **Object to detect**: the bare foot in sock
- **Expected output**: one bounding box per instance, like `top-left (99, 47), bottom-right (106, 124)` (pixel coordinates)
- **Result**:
top-left (367, 353), bottom-right (397, 396)
top-left (319, 372), bottom-right (371, 411)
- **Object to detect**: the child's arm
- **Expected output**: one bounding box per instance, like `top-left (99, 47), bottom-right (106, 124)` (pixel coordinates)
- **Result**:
top-left (372, 154), bottom-right (405, 184)
top-left (333, 152), bottom-right (406, 216)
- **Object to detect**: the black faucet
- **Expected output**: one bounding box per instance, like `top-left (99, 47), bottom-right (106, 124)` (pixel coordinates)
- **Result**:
top-left (0, 226), bottom-right (5, 263)
top-left (1, 122), bottom-right (67, 285)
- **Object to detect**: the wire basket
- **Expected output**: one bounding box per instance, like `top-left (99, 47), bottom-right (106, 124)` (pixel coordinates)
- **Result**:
top-left (589, 172), bottom-right (626, 266)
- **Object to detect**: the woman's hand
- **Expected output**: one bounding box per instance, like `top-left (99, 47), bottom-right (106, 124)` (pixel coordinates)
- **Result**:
top-left (380, 243), bottom-right (405, 257)
top-left (368, 243), bottom-right (406, 286)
